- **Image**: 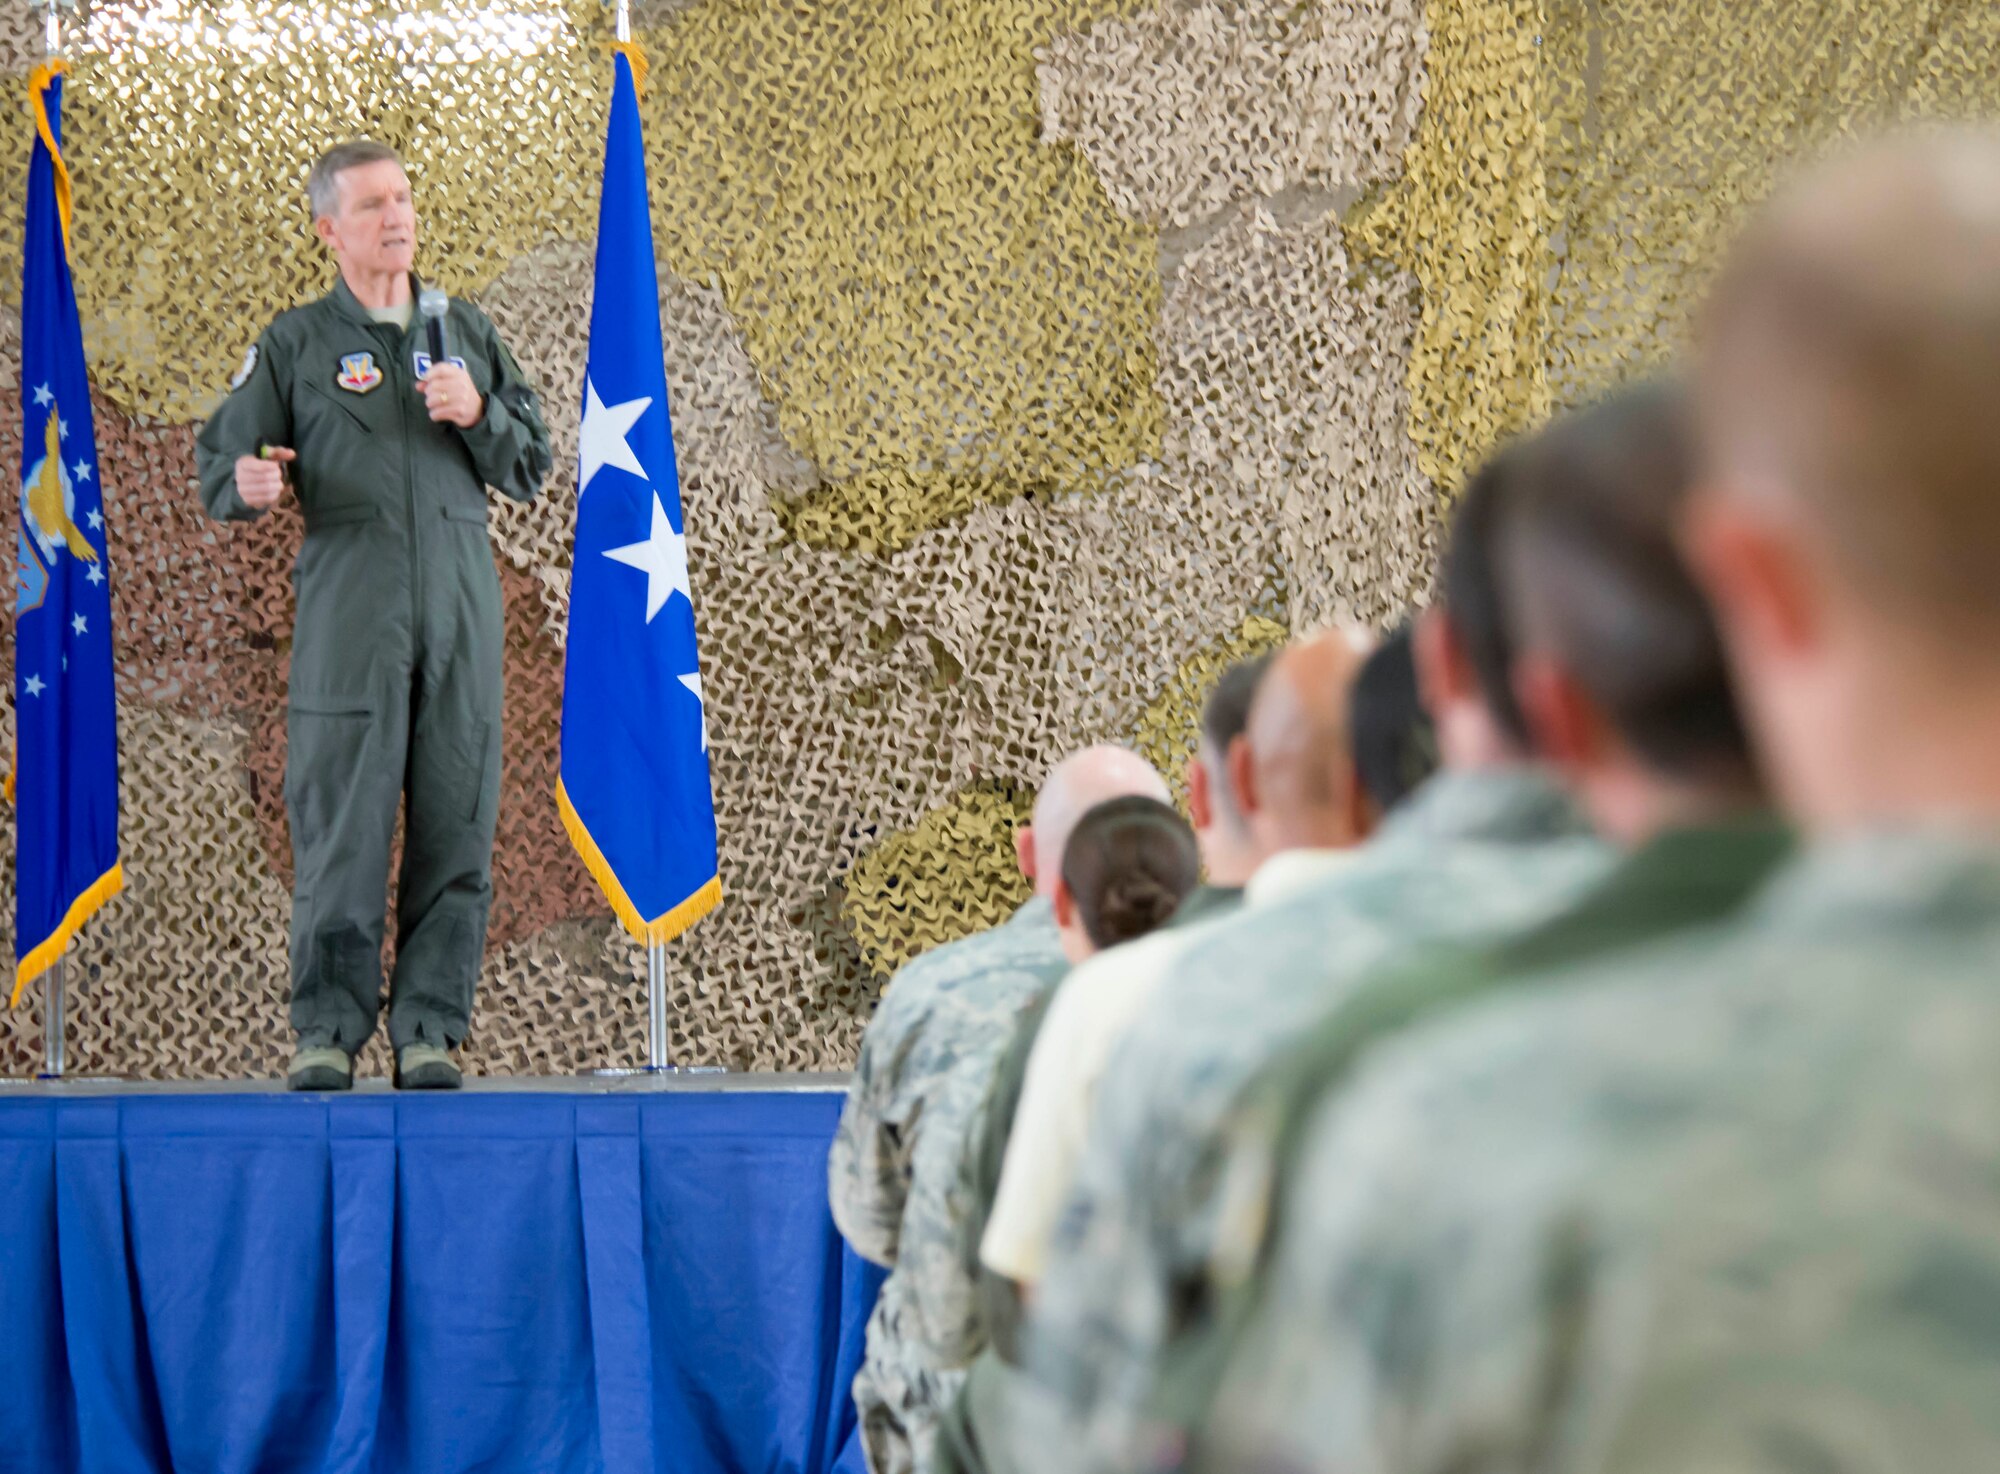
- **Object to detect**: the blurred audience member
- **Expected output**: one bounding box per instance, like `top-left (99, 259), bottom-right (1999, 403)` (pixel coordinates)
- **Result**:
top-left (1183, 127), bottom-right (2000, 1474)
top-left (1015, 473), bottom-right (1611, 1474)
top-left (831, 746), bottom-right (1168, 1474)
top-left (1349, 623), bottom-right (1438, 826)
top-left (937, 795), bottom-right (1200, 1474)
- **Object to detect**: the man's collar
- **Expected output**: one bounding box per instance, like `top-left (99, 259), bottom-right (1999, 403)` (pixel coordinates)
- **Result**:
top-left (1755, 823), bottom-right (2000, 933)
top-left (1244, 848), bottom-right (1358, 907)
top-left (327, 272), bottom-right (424, 328)
top-left (1376, 764), bottom-right (1592, 849)
top-left (1009, 894), bottom-right (1056, 927)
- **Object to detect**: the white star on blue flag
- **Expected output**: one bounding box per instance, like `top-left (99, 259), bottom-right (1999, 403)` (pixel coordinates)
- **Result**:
top-left (556, 44), bottom-right (720, 946)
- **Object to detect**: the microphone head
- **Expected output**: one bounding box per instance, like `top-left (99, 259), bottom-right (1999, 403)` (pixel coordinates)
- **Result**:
top-left (417, 285), bottom-right (449, 321)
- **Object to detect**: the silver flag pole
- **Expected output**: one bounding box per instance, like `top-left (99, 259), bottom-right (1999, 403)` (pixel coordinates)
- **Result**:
top-left (40, 959), bottom-right (67, 1080)
top-left (646, 940), bottom-right (669, 1071)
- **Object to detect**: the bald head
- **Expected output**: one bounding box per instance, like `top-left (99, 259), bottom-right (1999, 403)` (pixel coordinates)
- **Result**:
top-left (1700, 126), bottom-right (2000, 629)
top-left (1233, 629), bottom-right (1373, 857)
top-left (1020, 745), bottom-right (1171, 899)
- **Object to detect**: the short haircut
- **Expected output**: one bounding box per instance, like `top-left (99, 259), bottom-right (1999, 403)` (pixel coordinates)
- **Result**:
top-left (1438, 450), bottom-right (1533, 746)
top-left (1349, 622), bottom-right (1437, 816)
top-left (1700, 126), bottom-right (2000, 629)
top-left (1501, 382), bottom-right (1756, 783)
top-left (1060, 796), bottom-right (1201, 950)
top-left (1200, 653), bottom-right (1273, 757)
top-left (306, 140), bottom-right (404, 220)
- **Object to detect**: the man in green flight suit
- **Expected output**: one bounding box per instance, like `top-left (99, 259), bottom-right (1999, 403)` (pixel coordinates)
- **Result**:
top-left (195, 140), bottom-right (552, 1092)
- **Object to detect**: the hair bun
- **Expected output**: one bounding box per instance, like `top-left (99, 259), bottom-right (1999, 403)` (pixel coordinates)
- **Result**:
top-left (1095, 874), bottom-right (1180, 947)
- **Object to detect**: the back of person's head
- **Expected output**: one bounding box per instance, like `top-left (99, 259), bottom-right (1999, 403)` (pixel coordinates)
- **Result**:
top-left (1057, 796), bottom-right (1201, 957)
top-left (1501, 383), bottom-right (1758, 803)
top-left (1700, 126), bottom-right (2000, 634)
top-left (1200, 654), bottom-right (1272, 786)
top-left (1416, 452), bottom-right (1536, 767)
top-left (1018, 746), bottom-right (1171, 900)
top-left (1691, 126), bottom-right (2000, 827)
top-left (1349, 623), bottom-right (1439, 823)
top-left (1188, 653), bottom-right (1273, 886)
top-left (1233, 629), bottom-right (1374, 859)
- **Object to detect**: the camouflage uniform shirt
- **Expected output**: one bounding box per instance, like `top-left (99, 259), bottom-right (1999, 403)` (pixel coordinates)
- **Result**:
top-left (1019, 769), bottom-right (1610, 1474)
top-left (830, 898), bottom-right (1066, 1474)
top-left (1196, 830), bottom-right (2000, 1474)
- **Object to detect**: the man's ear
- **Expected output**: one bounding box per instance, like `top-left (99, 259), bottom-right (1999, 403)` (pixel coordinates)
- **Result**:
top-left (1412, 606), bottom-right (1470, 723)
top-left (313, 215), bottom-right (339, 251)
top-left (1225, 734), bottom-right (1257, 824)
top-left (1187, 755), bottom-right (1215, 833)
top-left (1051, 876), bottom-right (1077, 931)
top-left (1015, 825), bottom-right (1037, 887)
top-left (1512, 653), bottom-right (1608, 773)
top-left (1681, 487), bottom-right (1821, 664)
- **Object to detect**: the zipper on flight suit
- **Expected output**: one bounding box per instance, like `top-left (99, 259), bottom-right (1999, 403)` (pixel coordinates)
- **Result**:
top-left (391, 324), bottom-right (422, 640)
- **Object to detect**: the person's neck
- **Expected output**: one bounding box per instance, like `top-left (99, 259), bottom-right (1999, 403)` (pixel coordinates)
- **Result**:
top-left (342, 265), bottom-right (411, 312)
top-left (1194, 823), bottom-right (1259, 889)
top-left (1782, 631), bottom-right (2000, 832)
top-left (1806, 690), bottom-right (2000, 832)
top-left (1582, 766), bottom-right (1762, 850)
top-left (1434, 700), bottom-right (1520, 771)
top-left (1251, 813), bottom-right (1357, 863)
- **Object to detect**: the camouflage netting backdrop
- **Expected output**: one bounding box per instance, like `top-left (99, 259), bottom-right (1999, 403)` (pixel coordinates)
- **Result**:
top-left (0, 0), bottom-right (1993, 1077)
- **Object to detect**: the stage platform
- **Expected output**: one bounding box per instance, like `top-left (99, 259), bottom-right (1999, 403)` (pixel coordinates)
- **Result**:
top-left (0, 1074), bottom-right (883, 1474)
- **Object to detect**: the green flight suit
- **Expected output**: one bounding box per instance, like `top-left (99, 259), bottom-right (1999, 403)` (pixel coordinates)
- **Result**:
top-left (194, 276), bottom-right (552, 1056)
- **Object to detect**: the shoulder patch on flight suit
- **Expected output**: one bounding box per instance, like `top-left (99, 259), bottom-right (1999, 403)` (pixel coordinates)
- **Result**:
top-left (336, 352), bottom-right (383, 394)
top-left (229, 343), bottom-right (259, 390)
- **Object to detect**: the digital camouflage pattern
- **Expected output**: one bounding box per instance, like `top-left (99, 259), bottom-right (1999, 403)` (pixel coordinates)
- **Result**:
top-left (1019, 769), bottom-right (1609, 1474)
top-left (830, 898), bottom-right (1066, 1474)
top-left (1140, 817), bottom-right (1795, 1459)
top-left (937, 885), bottom-right (1248, 1474)
top-left (1193, 831), bottom-right (2000, 1474)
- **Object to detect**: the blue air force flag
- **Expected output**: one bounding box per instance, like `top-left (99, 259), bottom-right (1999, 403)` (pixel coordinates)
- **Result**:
top-left (12, 62), bottom-right (122, 1001)
top-left (557, 46), bottom-right (721, 942)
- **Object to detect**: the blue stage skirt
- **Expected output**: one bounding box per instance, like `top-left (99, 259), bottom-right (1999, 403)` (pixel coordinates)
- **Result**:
top-left (0, 1083), bottom-right (884, 1474)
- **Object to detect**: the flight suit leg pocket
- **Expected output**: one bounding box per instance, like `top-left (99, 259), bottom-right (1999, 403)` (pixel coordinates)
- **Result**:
top-left (462, 719), bottom-right (494, 825)
top-left (284, 701), bottom-right (379, 870)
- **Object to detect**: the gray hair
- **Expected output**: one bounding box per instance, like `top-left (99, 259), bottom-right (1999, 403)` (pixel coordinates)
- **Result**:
top-left (305, 140), bottom-right (404, 220)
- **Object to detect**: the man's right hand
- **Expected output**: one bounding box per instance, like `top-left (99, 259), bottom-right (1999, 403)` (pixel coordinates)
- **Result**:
top-left (234, 446), bottom-right (295, 510)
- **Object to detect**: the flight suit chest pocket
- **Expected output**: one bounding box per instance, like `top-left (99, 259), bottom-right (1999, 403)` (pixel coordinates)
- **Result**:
top-left (294, 367), bottom-right (393, 520)
top-left (296, 373), bottom-right (382, 436)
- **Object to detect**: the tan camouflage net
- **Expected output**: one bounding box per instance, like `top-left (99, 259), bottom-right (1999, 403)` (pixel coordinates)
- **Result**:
top-left (1, 0), bottom-right (1996, 1077)
top-left (1537, 0), bottom-right (2000, 410)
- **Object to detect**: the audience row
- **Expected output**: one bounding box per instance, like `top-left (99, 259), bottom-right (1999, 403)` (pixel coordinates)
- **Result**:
top-left (832, 126), bottom-right (2000, 1474)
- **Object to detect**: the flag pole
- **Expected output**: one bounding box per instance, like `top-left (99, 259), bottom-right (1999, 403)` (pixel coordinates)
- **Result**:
top-left (39, 961), bottom-right (65, 1079)
top-left (646, 939), bottom-right (669, 1071)
top-left (35, 0), bottom-right (63, 1082)
top-left (616, 0), bottom-right (669, 1072)
top-left (595, 0), bottom-right (685, 1077)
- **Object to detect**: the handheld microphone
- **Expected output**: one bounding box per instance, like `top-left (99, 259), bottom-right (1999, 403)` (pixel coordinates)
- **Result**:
top-left (418, 285), bottom-right (451, 367)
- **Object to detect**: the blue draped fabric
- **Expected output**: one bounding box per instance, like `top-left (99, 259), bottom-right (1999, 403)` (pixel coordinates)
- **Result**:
top-left (0, 1087), bottom-right (882, 1474)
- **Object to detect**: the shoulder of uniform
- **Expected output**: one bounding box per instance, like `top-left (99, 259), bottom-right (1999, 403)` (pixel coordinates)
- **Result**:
top-left (451, 297), bottom-right (501, 336)
top-left (257, 301), bottom-right (325, 348)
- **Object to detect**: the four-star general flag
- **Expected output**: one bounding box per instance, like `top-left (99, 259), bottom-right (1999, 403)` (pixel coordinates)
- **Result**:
top-left (11, 62), bottom-right (122, 1001)
top-left (558, 44), bottom-right (720, 942)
